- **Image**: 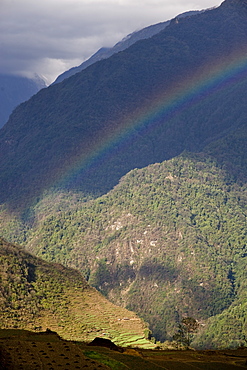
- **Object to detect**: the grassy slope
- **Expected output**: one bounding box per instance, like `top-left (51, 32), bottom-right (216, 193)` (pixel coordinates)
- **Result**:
top-left (0, 237), bottom-right (153, 348)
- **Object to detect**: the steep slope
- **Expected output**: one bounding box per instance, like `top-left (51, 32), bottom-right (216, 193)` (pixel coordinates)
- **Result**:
top-left (53, 10), bottom-right (201, 84)
top-left (0, 237), bottom-right (153, 347)
top-left (1, 0), bottom-right (247, 209)
top-left (0, 74), bottom-right (46, 128)
top-left (6, 152), bottom-right (244, 346)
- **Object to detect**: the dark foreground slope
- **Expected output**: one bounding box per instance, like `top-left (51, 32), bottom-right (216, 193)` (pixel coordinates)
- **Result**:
top-left (1, 0), bottom-right (247, 208)
top-left (1, 330), bottom-right (247, 370)
top-left (0, 237), bottom-right (153, 347)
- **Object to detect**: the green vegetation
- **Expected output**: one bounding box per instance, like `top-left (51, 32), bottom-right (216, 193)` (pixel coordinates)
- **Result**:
top-left (1, 152), bottom-right (246, 347)
top-left (0, 237), bottom-right (153, 348)
top-left (83, 350), bottom-right (128, 370)
top-left (173, 317), bottom-right (199, 349)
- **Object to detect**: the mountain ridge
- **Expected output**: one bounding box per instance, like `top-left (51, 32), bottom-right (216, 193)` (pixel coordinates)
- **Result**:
top-left (53, 10), bottom-right (202, 84)
top-left (1, 0), bottom-right (247, 209)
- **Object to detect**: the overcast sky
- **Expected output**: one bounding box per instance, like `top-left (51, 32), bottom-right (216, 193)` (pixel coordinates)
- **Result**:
top-left (0, 0), bottom-right (222, 84)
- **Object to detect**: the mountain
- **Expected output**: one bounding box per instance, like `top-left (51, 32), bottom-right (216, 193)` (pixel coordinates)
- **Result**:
top-left (53, 10), bottom-right (201, 84)
top-left (0, 237), bottom-right (153, 347)
top-left (2, 152), bottom-right (243, 348)
top-left (1, 1), bottom-right (247, 209)
top-left (0, 74), bottom-right (46, 129)
top-left (0, 0), bottom-right (247, 350)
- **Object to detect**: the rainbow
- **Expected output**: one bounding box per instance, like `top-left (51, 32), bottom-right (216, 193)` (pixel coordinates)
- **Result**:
top-left (58, 49), bottom-right (247, 187)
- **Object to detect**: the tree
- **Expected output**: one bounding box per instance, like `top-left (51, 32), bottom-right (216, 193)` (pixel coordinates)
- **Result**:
top-left (173, 317), bottom-right (199, 349)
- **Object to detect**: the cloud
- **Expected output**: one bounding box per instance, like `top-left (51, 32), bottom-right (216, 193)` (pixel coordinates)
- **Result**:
top-left (0, 0), bottom-right (221, 84)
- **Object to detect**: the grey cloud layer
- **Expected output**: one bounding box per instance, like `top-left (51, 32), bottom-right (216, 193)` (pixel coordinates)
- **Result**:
top-left (0, 0), bottom-right (221, 83)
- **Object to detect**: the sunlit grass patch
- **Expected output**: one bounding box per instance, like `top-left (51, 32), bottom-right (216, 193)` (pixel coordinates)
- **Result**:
top-left (84, 350), bottom-right (128, 369)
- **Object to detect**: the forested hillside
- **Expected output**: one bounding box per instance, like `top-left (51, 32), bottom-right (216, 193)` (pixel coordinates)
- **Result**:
top-left (2, 152), bottom-right (246, 347)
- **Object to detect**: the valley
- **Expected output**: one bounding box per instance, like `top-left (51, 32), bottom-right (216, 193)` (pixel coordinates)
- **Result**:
top-left (0, 0), bottom-right (247, 353)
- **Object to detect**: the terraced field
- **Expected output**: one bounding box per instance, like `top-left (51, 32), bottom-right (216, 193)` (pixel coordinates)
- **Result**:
top-left (0, 238), bottom-right (153, 349)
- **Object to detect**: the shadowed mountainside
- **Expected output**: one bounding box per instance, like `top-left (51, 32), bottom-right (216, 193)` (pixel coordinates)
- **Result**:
top-left (53, 10), bottom-right (201, 84)
top-left (1, 1), bottom-right (247, 208)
